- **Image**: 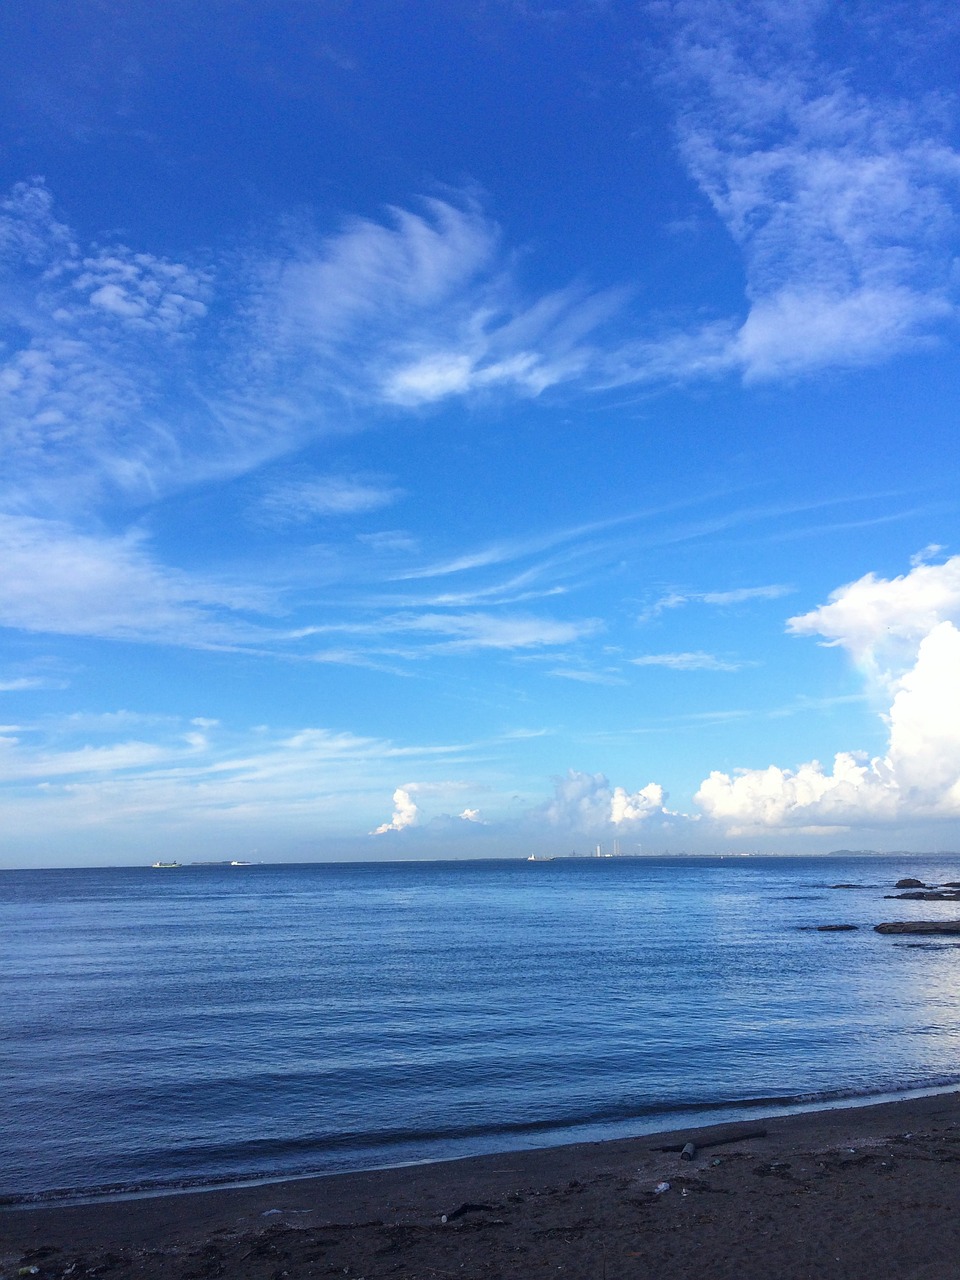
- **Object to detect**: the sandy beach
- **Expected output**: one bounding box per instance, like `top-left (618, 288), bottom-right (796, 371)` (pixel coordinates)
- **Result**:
top-left (4, 1090), bottom-right (960, 1279)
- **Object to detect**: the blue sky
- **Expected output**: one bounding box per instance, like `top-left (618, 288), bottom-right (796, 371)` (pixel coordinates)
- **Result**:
top-left (2, 0), bottom-right (960, 866)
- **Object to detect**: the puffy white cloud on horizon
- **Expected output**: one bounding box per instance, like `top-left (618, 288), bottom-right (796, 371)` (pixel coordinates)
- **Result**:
top-left (371, 785), bottom-right (419, 834)
top-left (543, 769), bottom-right (670, 832)
top-left (696, 556), bottom-right (960, 833)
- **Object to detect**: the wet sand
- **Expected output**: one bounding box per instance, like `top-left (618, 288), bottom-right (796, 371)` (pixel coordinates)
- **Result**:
top-left (4, 1091), bottom-right (960, 1279)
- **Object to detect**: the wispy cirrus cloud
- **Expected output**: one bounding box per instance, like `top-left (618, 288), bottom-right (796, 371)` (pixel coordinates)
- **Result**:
top-left (245, 195), bottom-right (624, 412)
top-left (0, 717), bottom-right (485, 857)
top-left (607, 0), bottom-right (960, 384)
top-left (258, 473), bottom-right (403, 525)
top-left (0, 513), bottom-right (275, 647)
top-left (0, 675), bottom-right (68, 692)
top-left (5, 137), bottom-right (953, 536)
top-left (548, 667), bottom-right (628, 686)
top-left (0, 182), bottom-right (625, 522)
top-left (394, 611), bottom-right (600, 651)
top-left (296, 610), bottom-right (602, 654)
top-left (639, 582), bottom-right (792, 621)
top-left (0, 507), bottom-right (599, 661)
top-left (631, 651), bottom-right (744, 672)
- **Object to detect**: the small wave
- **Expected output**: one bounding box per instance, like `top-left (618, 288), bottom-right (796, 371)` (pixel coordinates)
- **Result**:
top-left (9, 1074), bottom-right (960, 1208)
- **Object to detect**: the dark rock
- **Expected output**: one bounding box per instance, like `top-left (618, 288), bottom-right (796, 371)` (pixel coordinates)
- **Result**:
top-left (944, 882), bottom-right (960, 888)
top-left (816, 924), bottom-right (858, 931)
top-left (441, 1202), bottom-right (496, 1223)
top-left (884, 891), bottom-right (960, 901)
top-left (875, 920), bottom-right (960, 934)
top-left (895, 878), bottom-right (926, 888)
top-left (830, 883), bottom-right (862, 889)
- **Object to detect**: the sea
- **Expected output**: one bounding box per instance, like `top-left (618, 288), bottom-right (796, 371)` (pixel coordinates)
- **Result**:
top-left (4, 854), bottom-right (960, 1204)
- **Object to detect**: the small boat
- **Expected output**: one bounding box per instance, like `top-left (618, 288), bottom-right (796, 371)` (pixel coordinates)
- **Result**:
top-left (151, 861), bottom-right (181, 869)
top-left (527, 854), bottom-right (554, 862)
top-left (230, 860), bottom-right (252, 866)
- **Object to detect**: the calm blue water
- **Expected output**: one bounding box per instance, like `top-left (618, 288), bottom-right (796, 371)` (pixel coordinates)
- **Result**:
top-left (3, 855), bottom-right (960, 1202)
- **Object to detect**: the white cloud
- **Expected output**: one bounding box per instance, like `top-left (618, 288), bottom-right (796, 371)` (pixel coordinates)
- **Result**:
top-left (459, 807), bottom-right (483, 822)
top-left (0, 675), bottom-right (67, 692)
top-left (631, 651), bottom-right (743, 671)
top-left (0, 513), bottom-right (273, 646)
top-left (0, 183), bottom-right (625, 521)
top-left (548, 668), bottom-right (627, 686)
top-left (259, 474), bottom-right (402, 524)
top-left (911, 543), bottom-right (946, 567)
top-left (696, 556), bottom-right (960, 832)
top-left (640, 583), bottom-right (791, 621)
top-left (787, 552), bottom-right (960, 681)
top-left (371, 786), bottom-right (419, 834)
top-left (252, 197), bottom-right (622, 411)
top-left (0, 718), bottom-right (486, 857)
top-left (610, 783), bottom-right (667, 825)
top-left (69, 247), bottom-right (210, 334)
top-left (614, 0), bottom-right (960, 383)
top-left (0, 182), bottom-right (217, 512)
top-left (543, 769), bottom-right (669, 831)
top-left (357, 530), bottom-right (420, 554)
top-left (392, 611), bottom-right (601, 652)
top-left (701, 584), bottom-right (793, 605)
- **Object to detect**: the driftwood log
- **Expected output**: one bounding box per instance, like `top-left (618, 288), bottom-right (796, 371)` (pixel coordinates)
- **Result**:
top-left (654, 1124), bottom-right (768, 1152)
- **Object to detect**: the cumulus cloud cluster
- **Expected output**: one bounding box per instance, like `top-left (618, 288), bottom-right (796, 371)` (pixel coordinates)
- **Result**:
top-left (543, 769), bottom-right (669, 831)
top-left (697, 556), bottom-right (960, 833)
top-left (371, 785), bottom-right (419, 834)
top-left (370, 783), bottom-right (487, 834)
top-left (381, 553), bottom-right (960, 843)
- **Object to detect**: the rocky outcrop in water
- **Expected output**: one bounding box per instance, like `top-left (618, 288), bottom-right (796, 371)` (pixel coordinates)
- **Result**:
top-left (874, 921), bottom-right (960, 935)
top-left (884, 890), bottom-right (960, 901)
top-left (894, 878), bottom-right (926, 889)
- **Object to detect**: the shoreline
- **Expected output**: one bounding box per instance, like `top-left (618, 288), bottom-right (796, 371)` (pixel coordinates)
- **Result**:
top-left (5, 1089), bottom-right (960, 1278)
top-left (7, 1076), bottom-right (960, 1211)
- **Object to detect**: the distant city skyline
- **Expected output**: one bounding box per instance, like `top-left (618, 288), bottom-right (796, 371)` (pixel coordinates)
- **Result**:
top-left (2, 1), bottom-right (960, 866)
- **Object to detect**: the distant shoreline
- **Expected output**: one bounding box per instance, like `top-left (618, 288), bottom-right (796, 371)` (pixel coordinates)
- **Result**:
top-left (4, 849), bottom-right (960, 872)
